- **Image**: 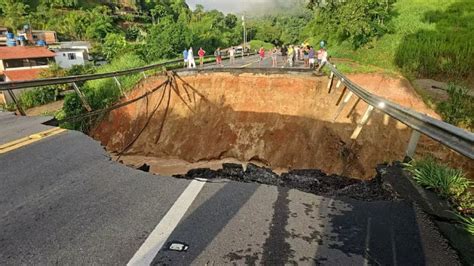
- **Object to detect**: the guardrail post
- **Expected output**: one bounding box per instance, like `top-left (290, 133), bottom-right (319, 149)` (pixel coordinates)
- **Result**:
top-left (405, 129), bottom-right (421, 158)
top-left (72, 82), bottom-right (92, 112)
top-left (335, 78), bottom-right (344, 90)
top-left (7, 89), bottom-right (26, 116)
top-left (335, 86), bottom-right (348, 106)
top-left (142, 71), bottom-right (147, 79)
top-left (346, 98), bottom-right (362, 118)
top-left (350, 105), bottom-right (375, 140)
top-left (327, 71), bottom-right (334, 93)
top-left (113, 77), bottom-right (128, 99)
top-left (333, 91), bottom-right (353, 122)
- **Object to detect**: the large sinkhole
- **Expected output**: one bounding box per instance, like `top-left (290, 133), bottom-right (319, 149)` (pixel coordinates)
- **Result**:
top-left (91, 71), bottom-right (472, 180)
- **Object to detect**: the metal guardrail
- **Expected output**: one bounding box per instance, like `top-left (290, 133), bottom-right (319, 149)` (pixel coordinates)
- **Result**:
top-left (0, 53), bottom-right (255, 115)
top-left (327, 63), bottom-right (474, 159)
top-left (0, 53), bottom-right (257, 91)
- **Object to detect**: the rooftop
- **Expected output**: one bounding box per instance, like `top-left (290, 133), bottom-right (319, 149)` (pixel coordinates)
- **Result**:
top-left (3, 68), bottom-right (45, 82)
top-left (0, 46), bottom-right (56, 60)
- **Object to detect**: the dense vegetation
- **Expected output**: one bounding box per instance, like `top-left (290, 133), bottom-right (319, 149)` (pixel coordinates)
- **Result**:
top-left (304, 0), bottom-right (473, 129)
top-left (0, 0), bottom-right (245, 61)
top-left (305, 0), bottom-right (474, 83)
top-left (1, 0), bottom-right (472, 129)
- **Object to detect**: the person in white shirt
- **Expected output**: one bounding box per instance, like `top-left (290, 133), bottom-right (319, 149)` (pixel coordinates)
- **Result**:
top-left (316, 48), bottom-right (328, 73)
top-left (187, 47), bottom-right (196, 68)
top-left (229, 47), bottom-right (236, 65)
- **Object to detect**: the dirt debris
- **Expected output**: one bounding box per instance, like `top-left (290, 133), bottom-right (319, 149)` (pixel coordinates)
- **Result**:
top-left (173, 163), bottom-right (395, 201)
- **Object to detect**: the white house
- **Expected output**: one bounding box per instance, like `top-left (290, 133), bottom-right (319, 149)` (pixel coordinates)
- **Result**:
top-left (54, 48), bottom-right (89, 69)
top-left (51, 41), bottom-right (92, 69)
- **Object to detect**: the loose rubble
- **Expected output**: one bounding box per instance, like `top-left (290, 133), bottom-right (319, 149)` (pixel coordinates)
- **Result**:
top-left (173, 163), bottom-right (394, 201)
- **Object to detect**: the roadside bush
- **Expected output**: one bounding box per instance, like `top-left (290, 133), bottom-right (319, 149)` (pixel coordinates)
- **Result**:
top-left (405, 156), bottom-right (473, 234)
top-left (249, 40), bottom-right (274, 51)
top-left (437, 84), bottom-right (474, 130)
top-left (456, 214), bottom-right (474, 235)
top-left (18, 87), bottom-right (57, 109)
top-left (60, 52), bottom-right (145, 131)
top-left (405, 157), bottom-right (471, 199)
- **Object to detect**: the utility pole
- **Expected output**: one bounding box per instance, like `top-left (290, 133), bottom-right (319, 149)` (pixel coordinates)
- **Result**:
top-left (242, 15), bottom-right (246, 59)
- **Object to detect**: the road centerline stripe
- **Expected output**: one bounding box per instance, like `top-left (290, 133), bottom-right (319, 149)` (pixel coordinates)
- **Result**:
top-left (0, 127), bottom-right (66, 154)
top-left (127, 178), bottom-right (207, 266)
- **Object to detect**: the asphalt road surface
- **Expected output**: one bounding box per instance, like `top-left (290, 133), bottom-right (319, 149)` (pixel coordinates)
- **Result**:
top-left (200, 54), bottom-right (309, 70)
top-left (0, 101), bottom-right (460, 263)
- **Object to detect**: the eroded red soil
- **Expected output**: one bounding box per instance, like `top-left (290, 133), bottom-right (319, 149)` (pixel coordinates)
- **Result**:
top-left (92, 71), bottom-right (473, 179)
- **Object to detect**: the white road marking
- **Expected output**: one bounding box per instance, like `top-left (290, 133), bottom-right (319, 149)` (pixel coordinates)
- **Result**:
top-left (127, 178), bottom-right (207, 266)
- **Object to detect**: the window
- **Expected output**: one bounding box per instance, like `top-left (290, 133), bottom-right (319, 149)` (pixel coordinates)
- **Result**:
top-left (67, 53), bottom-right (77, 60)
top-left (34, 58), bottom-right (49, 66)
top-left (4, 59), bottom-right (26, 68)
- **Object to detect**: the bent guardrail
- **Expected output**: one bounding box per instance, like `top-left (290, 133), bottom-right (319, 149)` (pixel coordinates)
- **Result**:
top-left (0, 53), bottom-right (254, 115)
top-left (326, 63), bottom-right (474, 159)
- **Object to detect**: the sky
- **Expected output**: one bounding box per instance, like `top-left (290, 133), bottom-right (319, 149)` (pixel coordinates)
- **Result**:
top-left (186, 0), bottom-right (305, 14)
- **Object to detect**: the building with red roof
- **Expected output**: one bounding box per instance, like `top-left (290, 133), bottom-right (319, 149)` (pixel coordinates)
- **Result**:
top-left (0, 46), bottom-right (56, 104)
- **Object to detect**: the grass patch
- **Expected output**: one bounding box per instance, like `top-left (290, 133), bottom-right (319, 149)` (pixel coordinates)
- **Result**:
top-left (249, 40), bottom-right (274, 51)
top-left (405, 156), bottom-right (473, 234)
top-left (331, 60), bottom-right (385, 75)
top-left (405, 157), bottom-right (470, 198)
top-left (456, 214), bottom-right (474, 235)
top-left (18, 87), bottom-right (57, 109)
top-left (437, 84), bottom-right (474, 130)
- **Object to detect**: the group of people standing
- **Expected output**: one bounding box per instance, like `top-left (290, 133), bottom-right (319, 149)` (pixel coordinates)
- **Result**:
top-left (258, 44), bottom-right (328, 72)
top-left (183, 47), bottom-right (207, 69)
top-left (183, 43), bottom-right (329, 71)
top-left (183, 46), bottom-right (239, 69)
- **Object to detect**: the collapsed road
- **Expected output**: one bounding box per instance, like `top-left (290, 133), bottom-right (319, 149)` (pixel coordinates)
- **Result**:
top-left (1, 58), bottom-right (471, 265)
top-left (0, 110), bottom-right (461, 265)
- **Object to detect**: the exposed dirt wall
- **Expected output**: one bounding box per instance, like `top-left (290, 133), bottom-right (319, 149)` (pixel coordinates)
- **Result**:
top-left (92, 72), bottom-right (473, 179)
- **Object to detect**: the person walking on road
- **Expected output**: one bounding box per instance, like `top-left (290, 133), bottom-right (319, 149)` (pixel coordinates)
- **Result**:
top-left (271, 47), bottom-right (278, 67)
top-left (317, 47), bottom-right (324, 67)
top-left (198, 47), bottom-right (206, 67)
top-left (287, 45), bottom-right (294, 67)
top-left (294, 46), bottom-right (300, 62)
top-left (303, 46), bottom-right (309, 67)
top-left (229, 47), bottom-right (236, 65)
top-left (281, 45), bottom-right (288, 66)
top-left (183, 49), bottom-right (188, 67)
top-left (316, 47), bottom-right (329, 73)
top-left (187, 47), bottom-right (196, 68)
top-left (214, 47), bottom-right (223, 67)
top-left (258, 47), bottom-right (265, 67)
top-left (308, 46), bottom-right (316, 69)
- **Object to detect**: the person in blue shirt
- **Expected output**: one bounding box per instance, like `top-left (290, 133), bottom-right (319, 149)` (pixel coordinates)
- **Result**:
top-left (183, 49), bottom-right (188, 67)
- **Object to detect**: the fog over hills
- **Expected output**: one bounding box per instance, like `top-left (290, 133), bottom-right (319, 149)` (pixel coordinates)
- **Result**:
top-left (186, 0), bottom-right (307, 15)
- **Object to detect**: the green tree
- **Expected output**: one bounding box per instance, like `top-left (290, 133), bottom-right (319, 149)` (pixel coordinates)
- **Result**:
top-left (102, 33), bottom-right (129, 60)
top-left (43, 0), bottom-right (78, 8)
top-left (0, 0), bottom-right (29, 30)
top-left (306, 0), bottom-right (395, 48)
top-left (85, 6), bottom-right (115, 41)
top-left (142, 16), bottom-right (192, 61)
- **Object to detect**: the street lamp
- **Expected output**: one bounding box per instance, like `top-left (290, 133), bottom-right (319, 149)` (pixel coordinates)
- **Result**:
top-left (242, 15), bottom-right (246, 58)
